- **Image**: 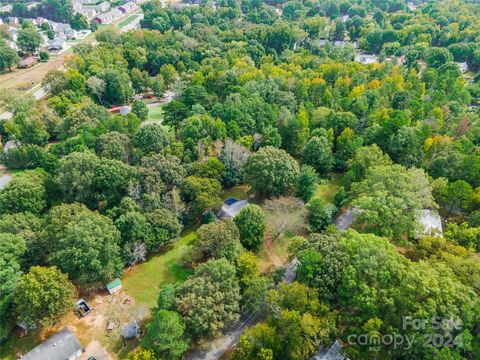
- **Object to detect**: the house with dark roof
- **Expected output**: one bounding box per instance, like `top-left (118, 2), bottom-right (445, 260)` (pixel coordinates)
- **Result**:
top-left (217, 197), bottom-right (248, 218)
top-left (22, 327), bottom-right (83, 360)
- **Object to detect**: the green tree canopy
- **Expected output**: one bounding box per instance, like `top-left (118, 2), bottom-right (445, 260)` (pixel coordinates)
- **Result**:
top-left (175, 258), bottom-right (241, 338)
top-left (0, 170), bottom-right (47, 215)
top-left (48, 207), bottom-right (123, 286)
top-left (143, 310), bottom-right (189, 360)
top-left (234, 204), bottom-right (266, 252)
top-left (14, 266), bottom-right (75, 327)
top-left (244, 146), bottom-right (299, 198)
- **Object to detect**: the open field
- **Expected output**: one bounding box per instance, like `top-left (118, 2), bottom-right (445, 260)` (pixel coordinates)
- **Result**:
top-left (0, 54), bottom-right (68, 92)
top-left (122, 231), bottom-right (195, 308)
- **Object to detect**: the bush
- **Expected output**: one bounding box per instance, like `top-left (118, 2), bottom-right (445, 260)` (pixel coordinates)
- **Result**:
top-left (234, 204), bottom-right (266, 252)
top-left (306, 199), bottom-right (337, 232)
top-left (39, 50), bottom-right (49, 62)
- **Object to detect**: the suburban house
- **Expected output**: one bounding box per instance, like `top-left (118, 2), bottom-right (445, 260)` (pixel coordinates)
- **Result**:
top-left (119, 1), bottom-right (138, 13)
top-left (48, 37), bottom-right (67, 51)
top-left (87, 0), bottom-right (110, 12)
top-left (355, 53), bottom-right (378, 64)
top-left (47, 21), bottom-right (77, 40)
top-left (218, 197), bottom-right (248, 218)
top-left (106, 278), bottom-right (122, 294)
top-left (94, 8), bottom-right (123, 24)
top-left (21, 327), bottom-right (83, 360)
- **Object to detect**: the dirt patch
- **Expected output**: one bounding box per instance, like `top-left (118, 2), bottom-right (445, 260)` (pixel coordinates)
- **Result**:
top-left (263, 231), bottom-right (283, 268)
top-left (81, 340), bottom-right (113, 360)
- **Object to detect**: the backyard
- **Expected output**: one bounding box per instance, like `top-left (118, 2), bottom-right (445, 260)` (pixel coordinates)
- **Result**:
top-left (146, 103), bottom-right (164, 123)
top-left (1, 230), bottom-right (196, 360)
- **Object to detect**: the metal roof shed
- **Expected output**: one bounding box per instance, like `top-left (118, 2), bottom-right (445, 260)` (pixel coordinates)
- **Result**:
top-left (106, 278), bottom-right (122, 294)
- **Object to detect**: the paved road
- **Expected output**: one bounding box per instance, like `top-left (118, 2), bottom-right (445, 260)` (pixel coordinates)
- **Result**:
top-left (187, 258), bottom-right (299, 360)
top-left (334, 208), bottom-right (356, 231)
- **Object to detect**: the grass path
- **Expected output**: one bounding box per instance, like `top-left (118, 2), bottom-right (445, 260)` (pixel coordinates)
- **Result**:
top-left (122, 231), bottom-right (195, 309)
top-left (313, 173), bottom-right (344, 203)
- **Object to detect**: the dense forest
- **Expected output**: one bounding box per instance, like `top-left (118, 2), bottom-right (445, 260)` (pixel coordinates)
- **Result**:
top-left (1, 0), bottom-right (480, 359)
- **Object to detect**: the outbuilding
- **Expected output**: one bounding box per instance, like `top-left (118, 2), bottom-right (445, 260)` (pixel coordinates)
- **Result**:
top-left (106, 278), bottom-right (122, 294)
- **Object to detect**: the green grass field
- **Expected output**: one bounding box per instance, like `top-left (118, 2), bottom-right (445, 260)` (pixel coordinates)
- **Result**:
top-left (146, 104), bottom-right (164, 123)
top-left (118, 14), bottom-right (139, 27)
top-left (221, 184), bottom-right (250, 201)
top-left (121, 231), bottom-right (195, 308)
top-left (312, 173), bottom-right (344, 203)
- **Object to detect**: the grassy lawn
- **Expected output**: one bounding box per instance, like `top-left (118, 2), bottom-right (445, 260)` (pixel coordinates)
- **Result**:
top-left (312, 173), bottom-right (344, 203)
top-left (146, 104), bottom-right (164, 123)
top-left (118, 14), bottom-right (139, 27)
top-left (221, 184), bottom-right (250, 201)
top-left (122, 231), bottom-right (195, 308)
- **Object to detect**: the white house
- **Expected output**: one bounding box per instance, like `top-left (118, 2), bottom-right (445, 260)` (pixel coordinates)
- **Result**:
top-left (355, 53), bottom-right (378, 64)
top-left (417, 209), bottom-right (443, 238)
top-left (457, 62), bottom-right (468, 74)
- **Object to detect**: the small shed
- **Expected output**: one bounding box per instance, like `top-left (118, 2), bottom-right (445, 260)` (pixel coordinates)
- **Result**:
top-left (106, 278), bottom-right (122, 294)
top-left (75, 298), bottom-right (93, 317)
top-left (21, 327), bottom-right (83, 360)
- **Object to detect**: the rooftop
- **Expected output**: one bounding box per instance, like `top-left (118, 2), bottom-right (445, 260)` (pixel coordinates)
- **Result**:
top-left (106, 277), bottom-right (122, 291)
top-left (22, 327), bottom-right (82, 360)
top-left (218, 198), bottom-right (248, 218)
top-left (0, 175), bottom-right (12, 189)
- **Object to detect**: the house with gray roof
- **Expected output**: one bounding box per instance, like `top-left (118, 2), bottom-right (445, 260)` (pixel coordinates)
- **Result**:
top-left (21, 327), bottom-right (83, 360)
